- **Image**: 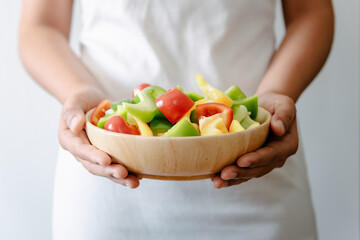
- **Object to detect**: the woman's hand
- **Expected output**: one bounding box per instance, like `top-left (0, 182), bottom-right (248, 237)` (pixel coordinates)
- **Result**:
top-left (58, 87), bottom-right (140, 188)
top-left (212, 92), bottom-right (299, 188)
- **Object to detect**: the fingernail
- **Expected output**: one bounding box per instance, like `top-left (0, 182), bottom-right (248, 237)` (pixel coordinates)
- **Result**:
top-left (70, 116), bottom-right (79, 132)
top-left (278, 120), bottom-right (286, 135)
top-left (112, 173), bottom-right (120, 179)
top-left (227, 172), bottom-right (237, 180)
top-left (238, 160), bottom-right (251, 167)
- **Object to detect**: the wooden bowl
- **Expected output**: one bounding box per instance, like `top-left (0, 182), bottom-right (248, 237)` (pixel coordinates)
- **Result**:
top-left (85, 107), bottom-right (271, 181)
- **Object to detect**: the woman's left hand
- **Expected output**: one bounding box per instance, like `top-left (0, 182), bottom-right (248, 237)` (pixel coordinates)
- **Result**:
top-left (212, 92), bottom-right (299, 188)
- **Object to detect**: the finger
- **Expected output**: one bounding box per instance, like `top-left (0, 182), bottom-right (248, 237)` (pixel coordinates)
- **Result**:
top-left (78, 158), bottom-right (128, 179)
top-left (79, 159), bottom-right (140, 188)
top-left (220, 164), bottom-right (264, 180)
top-left (106, 177), bottom-right (127, 187)
top-left (212, 175), bottom-right (249, 189)
top-left (62, 98), bottom-right (87, 134)
top-left (226, 178), bottom-right (250, 187)
top-left (222, 162), bottom-right (281, 181)
top-left (271, 96), bottom-right (296, 136)
top-left (110, 174), bottom-right (140, 189)
top-left (212, 175), bottom-right (228, 189)
top-left (237, 121), bottom-right (298, 168)
top-left (59, 120), bottom-right (112, 166)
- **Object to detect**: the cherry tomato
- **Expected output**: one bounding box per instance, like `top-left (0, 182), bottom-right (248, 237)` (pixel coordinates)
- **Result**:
top-left (90, 99), bottom-right (111, 126)
top-left (155, 88), bottom-right (195, 124)
top-left (104, 115), bottom-right (140, 135)
top-left (196, 103), bottom-right (233, 130)
top-left (132, 83), bottom-right (151, 97)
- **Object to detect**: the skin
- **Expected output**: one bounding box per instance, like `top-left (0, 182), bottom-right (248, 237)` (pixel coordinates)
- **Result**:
top-left (19, 0), bottom-right (139, 188)
top-left (19, 0), bottom-right (334, 189)
top-left (212, 0), bottom-right (334, 188)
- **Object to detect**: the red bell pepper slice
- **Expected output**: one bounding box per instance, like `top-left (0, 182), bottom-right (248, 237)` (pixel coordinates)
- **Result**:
top-left (104, 115), bottom-right (140, 135)
top-left (155, 88), bottom-right (195, 124)
top-left (196, 103), bottom-right (233, 130)
top-left (132, 83), bottom-right (151, 97)
top-left (90, 99), bottom-right (111, 126)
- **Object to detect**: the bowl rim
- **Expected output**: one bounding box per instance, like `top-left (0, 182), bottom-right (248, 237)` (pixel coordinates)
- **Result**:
top-left (85, 106), bottom-right (271, 140)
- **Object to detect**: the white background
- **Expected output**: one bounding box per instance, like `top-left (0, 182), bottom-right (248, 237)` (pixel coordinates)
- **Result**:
top-left (0, 1), bottom-right (358, 239)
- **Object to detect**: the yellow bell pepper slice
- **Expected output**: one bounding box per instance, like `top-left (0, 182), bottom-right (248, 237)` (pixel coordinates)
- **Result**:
top-left (195, 74), bottom-right (233, 107)
top-left (127, 113), bottom-right (153, 136)
top-left (229, 119), bottom-right (245, 133)
top-left (199, 114), bottom-right (228, 136)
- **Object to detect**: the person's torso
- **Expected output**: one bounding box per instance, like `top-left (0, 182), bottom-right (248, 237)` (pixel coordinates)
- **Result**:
top-left (78, 0), bottom-right (276, 99)
top-left (54, 1), bottom-right (317, 239)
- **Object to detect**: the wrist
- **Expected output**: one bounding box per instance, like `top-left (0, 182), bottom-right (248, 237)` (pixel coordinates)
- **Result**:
top-left (256, 88), bottom-right (298, 103)
top-left (63, 85), bottom-right (108, 112)
top-left (61, 83), bottom-right (106, 104)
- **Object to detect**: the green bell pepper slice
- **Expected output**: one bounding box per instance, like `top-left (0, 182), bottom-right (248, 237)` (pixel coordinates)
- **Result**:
top-left (132, 85), bottom-right (167, 104)
top-left (150, 119), bottom-right (174, 135)
top-left (175, 85), bottom-right (184, 92)
top-left (225, 85), bottom-right (247, 102)
top-left (97, 105), bottom-right (127, 129)
top-left (131, 85), bottom-right (167, 119)
top-left (164, 119), bottom-right (200, 137)
top-left (190, 109), bottom-right (198, 124)
top-left (241, 114), bottom-right (260, 129)
top-left (232, 105), bottom-right (248, 123)
top-left (185, 92), bottom-right (204, 102)
top-left (123, 91), bottom-right (158, 123)
top-left (233, 95), bottom-right (258, 119)
top-left (232, 104), bottom-right (259, 129)
top-left (111, 98), bottom-right (131, 111)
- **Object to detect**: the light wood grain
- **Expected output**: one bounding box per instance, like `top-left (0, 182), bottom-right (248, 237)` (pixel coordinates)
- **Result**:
top-left (85, 107), bottom-right (271, 181)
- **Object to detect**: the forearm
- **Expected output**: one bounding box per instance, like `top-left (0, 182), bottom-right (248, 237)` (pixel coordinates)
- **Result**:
top-left (257, 1), bottom-right (334, 102)
top-left (19, 24), bottom-right (103, 104)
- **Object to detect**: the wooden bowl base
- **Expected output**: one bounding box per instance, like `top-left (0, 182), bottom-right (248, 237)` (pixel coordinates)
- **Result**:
top-left (134, 172), bottom-right (216, 181)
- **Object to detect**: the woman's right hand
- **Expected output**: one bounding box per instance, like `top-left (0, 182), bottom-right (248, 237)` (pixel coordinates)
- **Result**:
top-left (58, 87), bottom-right (140, 188)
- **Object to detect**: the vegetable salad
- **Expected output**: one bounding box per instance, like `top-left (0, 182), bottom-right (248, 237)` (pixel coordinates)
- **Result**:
top-left (90, 74), bottom-right (260, 137)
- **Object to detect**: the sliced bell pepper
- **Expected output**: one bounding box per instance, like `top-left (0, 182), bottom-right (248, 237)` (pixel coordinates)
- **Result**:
top-left (156, 88), bottom-right (195, 124)
top-left (97, 105), bottom-right (127, 129)
top-left (132, 83), bottom-right (151, 97)
top-left (90, 99), bottom-right (111, 126)
top-left (103, 115), bottom-right (140, 135)
top-left (233, 95), bottom-right (258, 119)
top-left (196, 103), bottom-right (233, 130)
top-left (199, 114), bottom-right (229, 136)
top-left (192, 123), bottom-right (200, 133)
top-left (123, 91), bottom-right (158, 123)
top-left (190, 110), bottom-right (198, 124)
top-left (241, 114), bottom-right (260, 129)
top-left (132, 85), bottom-right (167, 119)
top-left (195, 74), bottom-right (233, 107)
top-left (164, 118), bottom-right (200, 137)
top-left (229, 119), bottom-right (245, 133)
top-left (232, 105), bottom-right (248, 123)
top-left (150, 119), bottom-right (173, 136)
top-left (132, 85), bottom-right (167, 104)
top-left (181, 98), bottom-right (210, 122)
top-left (132, 115), bottom-right (153, 136)
top-left (185, 92), bottom-right (204, 102)
top-left (126, 113), bottom-right (152, 136)
top-left (175, 85), bottom-right (184, 92)
top-left (225, 85), bottom-right (247, 102)
top-left (111, 98), bottom-right (131, 111)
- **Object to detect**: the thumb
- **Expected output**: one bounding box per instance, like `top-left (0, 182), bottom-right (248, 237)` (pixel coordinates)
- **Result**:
top-left (62, 99), bottom-right (87, 134)
top-left (270, 96), bottom-right (296, 136)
